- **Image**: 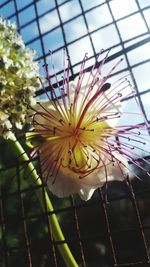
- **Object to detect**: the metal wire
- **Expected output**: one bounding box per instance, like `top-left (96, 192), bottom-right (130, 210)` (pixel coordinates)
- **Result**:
top-left (0, 0), bottom-right (150, 266)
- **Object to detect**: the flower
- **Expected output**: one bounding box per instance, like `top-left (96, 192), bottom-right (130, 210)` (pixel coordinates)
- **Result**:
top-left (27, 53), bottom-right (150, 201)
top-left (0, 17), bottom-right (39, 139)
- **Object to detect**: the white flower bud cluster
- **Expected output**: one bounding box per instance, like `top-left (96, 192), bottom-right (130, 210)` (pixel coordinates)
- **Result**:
top-left (0, 18), bottom-right (39, 139)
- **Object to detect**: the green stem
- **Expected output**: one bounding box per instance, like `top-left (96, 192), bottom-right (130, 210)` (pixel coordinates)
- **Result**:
top-left (9, 138), bottom-right (78, 267)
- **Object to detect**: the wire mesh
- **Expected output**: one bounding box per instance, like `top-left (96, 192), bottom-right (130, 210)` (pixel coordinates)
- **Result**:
top-left (0, 0), bottom-right (150, 266)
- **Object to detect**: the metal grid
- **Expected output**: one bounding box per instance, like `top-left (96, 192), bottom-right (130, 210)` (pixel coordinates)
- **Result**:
top-left (0, 0), bottom-right (150, 266)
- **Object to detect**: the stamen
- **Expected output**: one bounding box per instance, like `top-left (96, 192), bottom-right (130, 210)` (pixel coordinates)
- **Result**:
top-left (28, 52), bottom-right (150, 200)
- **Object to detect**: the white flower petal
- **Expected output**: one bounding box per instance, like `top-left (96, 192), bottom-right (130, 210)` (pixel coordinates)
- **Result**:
top-left (79, 187), bottom-right (95, 201)
top-left (43, 149), bottom-right (129, 200)
top-left (28, 57), bottom-right (135, 201)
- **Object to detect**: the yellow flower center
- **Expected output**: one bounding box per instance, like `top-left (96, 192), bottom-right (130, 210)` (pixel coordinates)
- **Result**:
top-left (27, 106), bottom-right (111, 178)
top-left (49, 109), bottom-right (110, 175)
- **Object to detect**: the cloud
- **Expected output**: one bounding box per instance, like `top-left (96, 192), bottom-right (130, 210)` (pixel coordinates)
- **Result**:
top-left (117, 13), bottom-right (147, 41)
top-left (85, 4), bottom-right (113, 31)
top-left (39, 10), bottom-right (60, 34)
top-left (91, 24), bottom-right (120, 53)
top-left (109, 0), bottom-right (138, 20)
top-left (64, 17), bottom-right (87, 42)
top-left (68, 36), bottom-right (93, 66)
top-left (58, 1), bottom-right (81, 22)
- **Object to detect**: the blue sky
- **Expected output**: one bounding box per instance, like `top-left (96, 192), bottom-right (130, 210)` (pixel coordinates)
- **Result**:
top-left (0, 0), bottom-right (150, 132)
top-left (1, 0), bottom-right (149, 66)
